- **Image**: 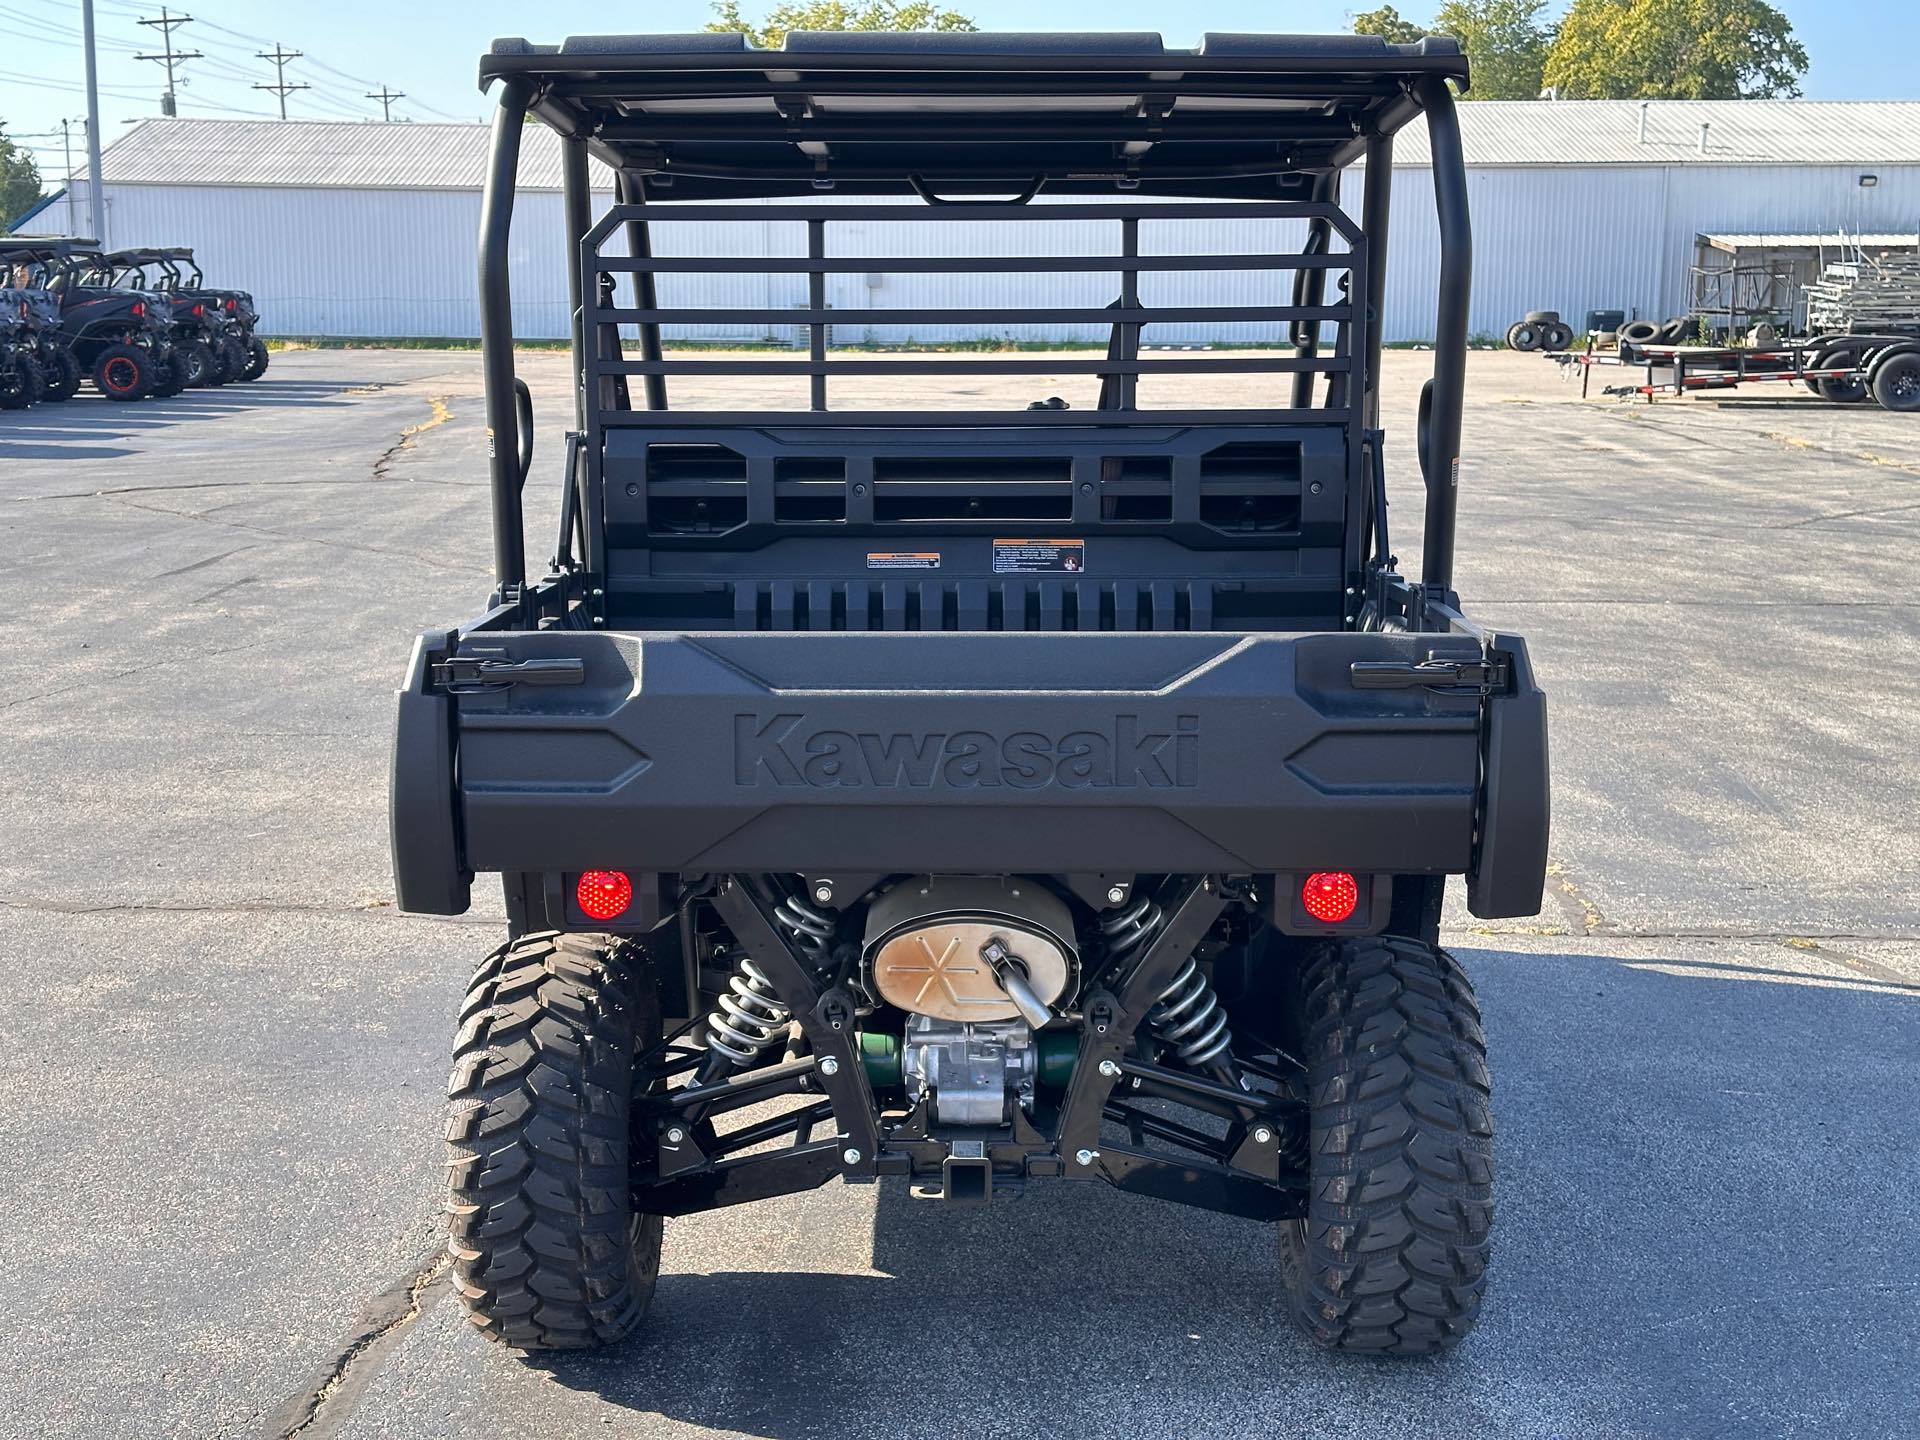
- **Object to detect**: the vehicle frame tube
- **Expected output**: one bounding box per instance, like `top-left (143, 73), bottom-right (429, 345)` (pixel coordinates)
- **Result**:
top-left (1417, 77), bottom-right (1469, 594)
top-left (480, 77), bottom-right (535, 596)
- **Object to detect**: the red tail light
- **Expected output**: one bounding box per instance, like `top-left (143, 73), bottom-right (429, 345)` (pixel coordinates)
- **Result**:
top-left (226, 298), bottom-right (237, 310)
top-left (130, 301), bottom-right (145, 316)
top-left (576, 870), bottom-right (632, 922)
top-left (1301, 871), bottom-right (1359, 924)
top-left (191, 303), bottom-right (204, 317)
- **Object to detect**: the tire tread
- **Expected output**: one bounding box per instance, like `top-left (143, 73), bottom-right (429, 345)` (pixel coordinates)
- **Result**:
top-left (445, 930), bottom-right (661, 1351)
top-left (1280, 935), bottom-right (1492, 1355)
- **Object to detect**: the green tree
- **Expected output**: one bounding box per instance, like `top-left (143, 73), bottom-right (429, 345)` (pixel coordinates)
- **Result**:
top-left (708, 0), bottom-right (976, 50)
top-left (0, 121), bottom-right (45, 233)
top-left (1350, 5), bottom-right (1427, 43)
top-left (1432, 0), bottom-right (1553, 98)
top-left (1544, 0), bottom-right (1808, 99)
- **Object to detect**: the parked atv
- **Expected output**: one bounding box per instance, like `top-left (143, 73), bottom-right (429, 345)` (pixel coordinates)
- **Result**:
top-left (392, 32), bottom-right (1549, 1361)
top-left (0, 238), bottom-right (182, 401)
top-left (0, 278), bottom-right (49, 408)
top-left (163, 249), bottom-right (268, 383)
top-left (87, 248), bottom-right (238, 389)
top-left (18, 286), bottom-right (82, 402)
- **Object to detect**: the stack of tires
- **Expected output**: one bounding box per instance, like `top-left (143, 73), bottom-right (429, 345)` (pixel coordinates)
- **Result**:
top-left (1506, 311), bottom-right (1576, 352)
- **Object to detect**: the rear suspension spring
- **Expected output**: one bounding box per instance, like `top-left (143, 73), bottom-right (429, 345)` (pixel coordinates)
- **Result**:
top-left (772, 888), bottom-right (836, 966)
top-left (702, 952), bottom-right (792, 1071)
top-left (1148, 957), bottom-right (1233, 1069)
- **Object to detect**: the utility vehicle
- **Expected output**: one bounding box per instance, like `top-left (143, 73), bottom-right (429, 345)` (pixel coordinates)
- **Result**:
top-left (0, 238), bottom-right (182, 400)
top-left (391, 31), bottom-right (1549, 1357)
top-left (0, 285), bottom-right (42, 409)
top-left (0, 263), bottom-right (80, 404)
top-left (86, 248), bottom-right (236, 388)
top-left (114, 247), bottom-right (268, 383)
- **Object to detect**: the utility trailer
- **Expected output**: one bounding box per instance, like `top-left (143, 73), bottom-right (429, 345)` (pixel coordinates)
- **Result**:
top-left (1564, 334), bottom-right (1920, 411)
top-left (392, 30), bottom-right (1550, 1359)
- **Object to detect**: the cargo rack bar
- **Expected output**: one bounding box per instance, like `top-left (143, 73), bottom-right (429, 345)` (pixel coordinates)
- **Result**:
top-left (578, 199), bottom-right (1366, 431)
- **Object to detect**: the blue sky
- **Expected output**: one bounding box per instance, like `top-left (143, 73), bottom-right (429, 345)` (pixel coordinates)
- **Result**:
top-left (4, 0), bottom-right (1916, 177)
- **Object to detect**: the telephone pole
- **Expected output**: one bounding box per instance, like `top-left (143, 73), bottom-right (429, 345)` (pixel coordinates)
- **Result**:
top-left (61, 118), bottom-right (82, 233)
top-left (252, 43), bottom-right (309, 120)
top-left (364, 85), bottom-right (405, 122)
top-left (135, 8), bottom-right (203, 117)
top-left (80, 0), bottom-right (106, 243)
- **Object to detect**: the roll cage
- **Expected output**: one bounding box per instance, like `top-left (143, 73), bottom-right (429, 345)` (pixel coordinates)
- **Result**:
top-left (0, 238), bottom-right (103, 292)
top-left (473, 32), bottom-right (1475, 626)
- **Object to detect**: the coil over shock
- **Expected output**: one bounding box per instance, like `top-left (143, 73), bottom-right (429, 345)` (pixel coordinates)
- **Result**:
top-left (699, 884), bottom-right (835, 1077)
top-left (1099, 892), bottom-right (1234, 1071)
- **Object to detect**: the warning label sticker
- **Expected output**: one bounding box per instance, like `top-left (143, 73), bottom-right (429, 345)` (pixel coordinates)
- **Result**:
top-left (867, 551), bottom-right (941, 570)
top-left (992, 538), bottom-right (1085, 575)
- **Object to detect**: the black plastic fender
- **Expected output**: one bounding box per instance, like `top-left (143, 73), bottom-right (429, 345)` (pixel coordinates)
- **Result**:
top-left (1466, 634), bottom-right (1550, 920)
top-left (389, 629), bottom-right (472, 914)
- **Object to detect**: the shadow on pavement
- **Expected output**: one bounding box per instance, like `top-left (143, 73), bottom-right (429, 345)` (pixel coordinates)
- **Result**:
top-left (0, 441), bottom-right (142, 461)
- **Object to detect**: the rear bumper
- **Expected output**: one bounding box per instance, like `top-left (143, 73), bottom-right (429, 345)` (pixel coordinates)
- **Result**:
top-left (391, 627), bottom-right (1548, 919)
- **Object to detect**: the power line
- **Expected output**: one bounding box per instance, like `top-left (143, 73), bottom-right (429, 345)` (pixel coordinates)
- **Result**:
top-left (364, 84), bottom-right (404, 122)
top-left (134, 6), bottom-right (202, 117)
top-left (251, 41), bottom-right (308, 120)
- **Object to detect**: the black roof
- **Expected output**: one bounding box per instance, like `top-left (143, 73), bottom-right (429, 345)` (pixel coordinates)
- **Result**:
top-left (100, 247), bottom-right (194, 264)
top-left (481, 31), bottom-right (1467, 198)
top-left (0, 237), bottom-right (102, 257)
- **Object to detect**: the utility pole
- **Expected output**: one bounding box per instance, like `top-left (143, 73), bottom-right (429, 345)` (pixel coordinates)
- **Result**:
top-left (252, 43), bottom-right (309, 120)
top-left (364, 85), bottom-right (405, 122)
top-left (135, 8), bottom-right (203, 118)
top-left (80, 0), bottom-right (106, 244)
top-left (61, 118), bottom-right (81, 234)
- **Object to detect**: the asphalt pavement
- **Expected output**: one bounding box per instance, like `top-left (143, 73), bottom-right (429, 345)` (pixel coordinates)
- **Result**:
top-left (0, 349), bottom-right (1915, 1439)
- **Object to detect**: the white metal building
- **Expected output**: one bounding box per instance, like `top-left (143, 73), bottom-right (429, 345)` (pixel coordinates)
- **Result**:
top-left (35, 100), bottom-right (1920, 343)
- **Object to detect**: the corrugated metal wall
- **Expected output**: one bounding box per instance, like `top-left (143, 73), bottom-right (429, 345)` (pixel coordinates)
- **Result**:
top-left (82, 162), bottom-right (1920, 342)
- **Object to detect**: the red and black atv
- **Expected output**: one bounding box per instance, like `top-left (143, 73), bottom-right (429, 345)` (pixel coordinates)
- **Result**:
top-left (93, 247), bottom-right (268, 386)
top-left (0, 238), bottom-right (183, 401)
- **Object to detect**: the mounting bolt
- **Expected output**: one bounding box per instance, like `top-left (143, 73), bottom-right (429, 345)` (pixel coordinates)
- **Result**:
top-left (1074, 1148), bottom-right (1098, 1167)
top-left (1254, 1126), bottom-right (1274, 1145)
top-left (843, 1148), bottom-right (862, 1165)
top-left (813, 881), bottom-right (834, 904)
top-left (818, 1056), bottom-right (839, 1077)
top-left (1106, 884), bottom-right (1127, 904)
top-left (1098, 1059), bottom-right (1120, 1079)
top-left (665, 1126), bottom-right (685, 1144)
top-left (591, 587), bottom-right (605, 598)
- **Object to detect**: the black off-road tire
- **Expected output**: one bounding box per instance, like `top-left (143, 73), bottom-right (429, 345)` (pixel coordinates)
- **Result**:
top-left (0, 359), bottom-right (39, 409)
top-left (1278, 934), bottom-right (1493, 1355)
top-left (1540, 321), bottom-right (1575, 353)
top-left (150, 351), bottom-right (187, 398)
top-left (179, 341), bottom-right (218, 389)
top-left (39, 347), bottom-right (81, 401)
top-left (92, 343), bottom-right (152, 401)
top-left (1504, 321), bottom-right (1540, 352)
top-left (445, 931), bottom-right (664, 1351)
top-left (242, 336), bottom-right (270, 380)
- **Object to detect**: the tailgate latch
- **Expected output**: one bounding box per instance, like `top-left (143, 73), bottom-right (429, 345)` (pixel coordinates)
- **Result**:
top-left (430, 651), bottom-right (586, 694)
top-left (1350, 654), bottom-right (1511, 695)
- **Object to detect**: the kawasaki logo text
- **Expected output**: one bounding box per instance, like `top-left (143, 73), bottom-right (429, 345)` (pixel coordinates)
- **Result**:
top-left (735, 714), bottom-right (1200, 789)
